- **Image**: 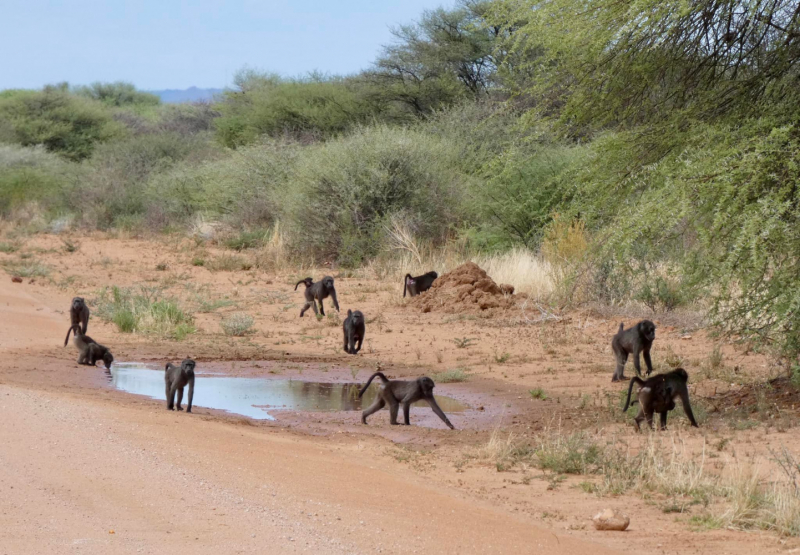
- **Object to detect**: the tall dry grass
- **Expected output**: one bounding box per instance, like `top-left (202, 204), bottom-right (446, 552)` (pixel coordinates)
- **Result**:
top-left (366, 219), bottom-right (559, 300)
top-left (473, 427), bottom-right (800, 537)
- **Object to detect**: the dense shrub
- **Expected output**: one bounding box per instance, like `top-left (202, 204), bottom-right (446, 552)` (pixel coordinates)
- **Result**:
top-left (286, 126), bottom-right (466, 265)
top-left (0, 87), bottom-right (122, 160)
top-left (75, 82), bottom-right (160, 107)
top-left (0, 144), bottom-right (79, 216)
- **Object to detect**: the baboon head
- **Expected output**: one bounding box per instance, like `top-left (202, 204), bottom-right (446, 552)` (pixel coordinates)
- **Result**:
top-left (72, 297), bottom-right (86, 310)
top-left (102, 351), bottom-right (114, 370)
top-left (322, 276), bottom-right (335, 290)
top-left (181, 359), bottom-right (196, 372)
top-left (419, 377), bottom-right (435, 396)
top-left (639, 320), bottom-right (656, 342)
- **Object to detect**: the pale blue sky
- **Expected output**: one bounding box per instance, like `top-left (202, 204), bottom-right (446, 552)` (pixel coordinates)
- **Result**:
top-left (1, 0), bottom-right (450, 90)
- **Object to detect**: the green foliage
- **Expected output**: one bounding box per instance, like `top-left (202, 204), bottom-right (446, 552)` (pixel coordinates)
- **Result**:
top-left (214, 71), bottom-right (379, 147)
top-left (287, 126), bottom-right (465, 265)
top-left (369, 3), bottom-right (496, 116)
top-left (75, 82), bottom-right (160, 107)
top-left (96, 286), bottom-right (195, 339)
top-left (223, 229), bottom-right (268, 251)
top-left (0, 144), bottom-right (80, 216)
top-left (0, 86), bottom-right (121, 160)
top-left (432, 369), bottom-right (469, 382)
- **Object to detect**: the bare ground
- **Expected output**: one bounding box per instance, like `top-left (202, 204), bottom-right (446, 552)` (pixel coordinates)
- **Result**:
top-left (0, 233), bottom-right (798, 554)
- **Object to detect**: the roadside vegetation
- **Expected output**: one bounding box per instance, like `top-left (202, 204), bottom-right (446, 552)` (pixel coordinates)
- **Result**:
top-left (2, 1), bottom-right (800, 366)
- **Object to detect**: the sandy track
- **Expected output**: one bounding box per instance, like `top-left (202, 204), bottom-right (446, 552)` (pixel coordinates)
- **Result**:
top-left (0, 276), bottom-right (617, 555)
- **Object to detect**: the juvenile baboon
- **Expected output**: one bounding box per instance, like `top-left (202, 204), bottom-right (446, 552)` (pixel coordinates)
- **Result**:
top-left (403, 271), bottom-right (437, 297)
top-left (358, 372), bottom-right (455, 429)
top-left (611, 320), bottom-right (656, 382)
top-left (71, 325), bottom-right (114, 369)
top-left (623, 368), bottom-right (699, 431)
top-left (342, 309), bottom-right (365, 354)
top-left (294, 276), bottom-right (339, 317)
top-left (165, 359), bottom-right (196, 412)
top-left (63, 297), bottom-right (90, 347)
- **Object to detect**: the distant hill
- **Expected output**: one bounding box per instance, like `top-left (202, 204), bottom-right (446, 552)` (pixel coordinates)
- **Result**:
top-left (148, 86), bottom-right (225, 104)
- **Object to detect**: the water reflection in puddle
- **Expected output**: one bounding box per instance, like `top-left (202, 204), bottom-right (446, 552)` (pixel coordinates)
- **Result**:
top-left (109, 363), bottom-right (468, 420)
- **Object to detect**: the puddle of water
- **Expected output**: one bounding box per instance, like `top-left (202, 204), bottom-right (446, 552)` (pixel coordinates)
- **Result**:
top-left (109, 363), bottom-right (468, 420)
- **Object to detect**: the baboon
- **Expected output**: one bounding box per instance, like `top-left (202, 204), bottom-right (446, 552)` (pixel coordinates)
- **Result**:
top-left (403, 271), bottom-right (437, 297)
top-left (294, 276), bottom-right (340, 317)
top-left (63, 297), bottom-right (90, 347)
top-left (71, 325), bottom-right (114, 369)
top-left (359, 372), bottom-right (455, 429)
top-left (611, 320), bottom-right (656, 382)
top-left (623, 368), bottom-right (699, 431)
top-left (165, 359), bottom-right (196, 412)
top-left (342, 309), bottom-right (365, 354)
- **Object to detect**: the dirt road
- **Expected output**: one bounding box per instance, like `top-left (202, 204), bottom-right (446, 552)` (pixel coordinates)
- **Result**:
top-left (0, 276), bottom-right (617, 555)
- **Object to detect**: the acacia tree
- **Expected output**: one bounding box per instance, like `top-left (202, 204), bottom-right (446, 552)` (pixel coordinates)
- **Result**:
top-left (367, 1), bottom-right (499, 116)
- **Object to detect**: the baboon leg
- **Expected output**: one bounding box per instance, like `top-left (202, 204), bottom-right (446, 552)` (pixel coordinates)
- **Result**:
top-left (678, 390), bottom-right (699, 427)
top-left (632, 352), bottom-right (643, 377)
top-left (389, 400), bottom-right (400, 425)
top-left (165, 384), bottom-right (171, 409)
top-left (354, 336), bottom-right (362, 354)
top-left (167, 386), bottom-right (176, 410)
top-left (361, 397), bottom-right (385, 424)
top-left (612, 353), bottom-right (628, 382)
top-left (343, 333), bottom-right (349, 353)
top-left (643, 349), bottom-right (654, 376)
top-left (402, 402), bottom-right (412, 425)
top-left (318, 299), bottom-right (325, 316)
top-left (176, 387), bottom-right (184, 411)
top-left (659, 411), bottom-right (668, 430)
top-left (633, 408), bottom-right (645, 432)
top-left (299, 301), bottom-right (313, 317)
top-left (425, 397), bottom-right (455, 429)
top-left (330, 290), bottom-right (340, 312)
top-left (186, 378), bottom-right (194, 413)
top-left (645, 409), bottom-right (655, 430)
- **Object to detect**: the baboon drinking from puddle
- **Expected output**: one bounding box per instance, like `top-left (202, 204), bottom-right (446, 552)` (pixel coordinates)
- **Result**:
top-left (623, 368), bottom-right (699, 431)
top-left (63, 297), bottom-right (90, 347)
top-left (71, 325), bottom-right (114, 369)
top-left (165, 359), bottom-right (195, 412)
top-left (358, 372), bottom-right (455, 429)
top-left (294, 276), bottom-right (340, 317)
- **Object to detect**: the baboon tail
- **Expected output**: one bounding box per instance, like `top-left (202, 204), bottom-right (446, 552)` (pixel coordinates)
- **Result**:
top-left (358, 372), bottom-right (389, 398)
top-left (294, 279), bottom-right (305, 291)
top-left (63, 325), bottom-right (73, 347)
top-left (403, 274), bottom-right (412, 297)
top-left (618, 322), bottom-right (624, 333)
top-left (347, 309), bottom-right (352, 317)
top-left (165, 363), bottom-right (175, 372)
top-left (623, 377), bottom-right (644, 412)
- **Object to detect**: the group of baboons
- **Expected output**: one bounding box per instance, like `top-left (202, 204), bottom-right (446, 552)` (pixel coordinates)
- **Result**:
top-left (62, 270), bottom-right (698, 431)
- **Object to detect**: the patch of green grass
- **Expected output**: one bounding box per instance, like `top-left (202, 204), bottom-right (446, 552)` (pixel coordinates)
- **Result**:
top-left (432, 369), bottom-right (469, 383)
top-left (191, 257), bottom-right (205, 267)
top-left (494, 351), bottom-right (511, 363)
top-left (155, 262), bottom-right (168, 271)
top-left (223, 230), bottom-right (268, 251)
top-left (453, 337), bottom-right (475, 349)
top-left (529, 388), bottom-right (547, 400)
top-left (206, 254), bottom-right (252, 272)
top-left (2, 259), bottom-right (49, 277)
top-left (0, 242), bottom-right (19, 254)
top-left (195, 297), bottom-right (235, 313)
top-left (220, 313), bottom-right (255, 336)
top-left (62, 239), bottom-right (79, 253)
top-left (689, 514), bottom-right (723, 531)
top-left (535, 432), bottom-right (603, 475)
top-left (96, 286), bottom-right (195, 339)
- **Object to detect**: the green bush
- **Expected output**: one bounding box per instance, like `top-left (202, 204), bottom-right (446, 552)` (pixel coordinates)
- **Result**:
top-left (214, 71), bottom-right (378, 147)
top-left (0, 144), bottom-right (80, 217)
top-left (75, 82), bottom-right (160, 107)
top-left (287, 126), bottom-right (466, 264)
top-left (96, 286), bottom-right (195, 339)
top-left (0, 87), bottom-right (121, 160)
